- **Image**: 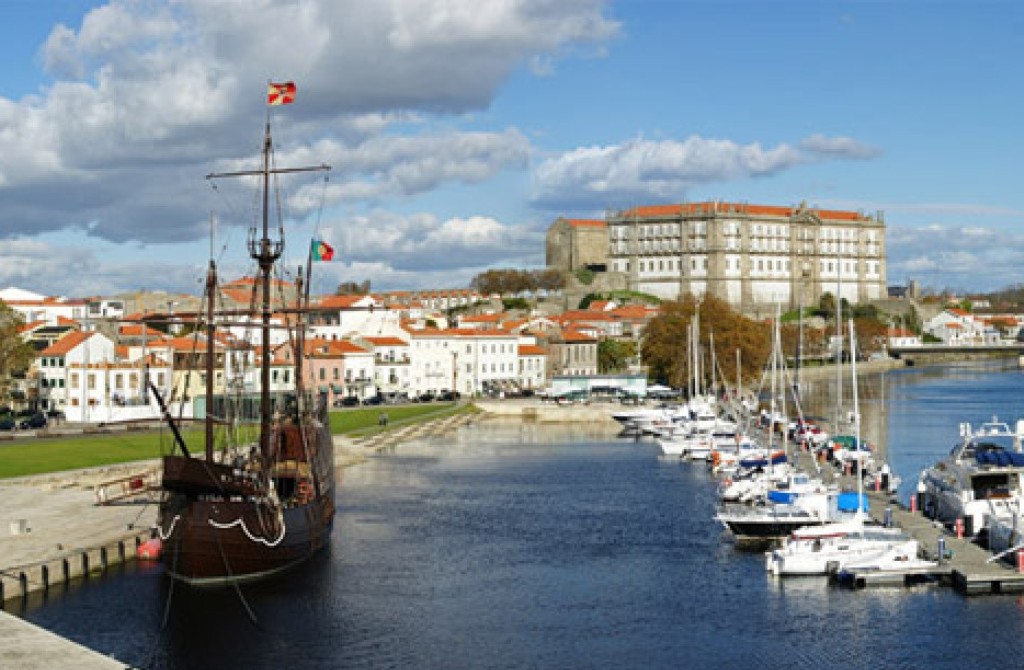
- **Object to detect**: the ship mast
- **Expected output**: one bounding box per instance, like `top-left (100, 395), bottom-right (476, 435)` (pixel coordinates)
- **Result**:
top-left (207, 117), bottom-right (328, 458)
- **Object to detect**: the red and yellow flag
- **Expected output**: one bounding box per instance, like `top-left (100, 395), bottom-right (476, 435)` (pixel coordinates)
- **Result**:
top-left (267, 81), bottom-right (296, 106)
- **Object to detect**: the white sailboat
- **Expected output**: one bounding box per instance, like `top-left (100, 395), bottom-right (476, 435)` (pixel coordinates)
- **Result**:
top-left (766, 320), bottom-right (911, 576)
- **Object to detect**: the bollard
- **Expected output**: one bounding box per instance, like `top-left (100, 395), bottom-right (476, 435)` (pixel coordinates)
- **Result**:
top-left (938, 537), bottom-right (946, 562)
top-left (910, 495), bottom-right (917, 513)
top-left (956, 518), bottom-right (964, 539)
top-left (884, 507), bottom-right (892, 528)
top-left (1018, 549), bottom-right (1024, 574)
top-left (875, 474), bottom-right (881, 492)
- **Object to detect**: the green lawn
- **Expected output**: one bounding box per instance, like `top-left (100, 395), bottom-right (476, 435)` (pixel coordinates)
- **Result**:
top-left (0, 402), bottom-right (476, 480)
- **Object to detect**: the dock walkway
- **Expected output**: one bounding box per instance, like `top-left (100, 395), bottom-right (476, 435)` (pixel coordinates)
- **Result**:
top-left (789, 444), bottom-right (1024, 594)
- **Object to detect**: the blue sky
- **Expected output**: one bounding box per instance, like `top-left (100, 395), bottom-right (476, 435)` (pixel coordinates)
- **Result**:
top-left (0, 0), bottom-right (1021, 298)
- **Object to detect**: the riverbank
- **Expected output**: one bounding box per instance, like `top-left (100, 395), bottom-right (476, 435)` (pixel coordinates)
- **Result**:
top-left (0, 410), bottom-right (481, 606)
top-left (0, 410), bottom-right (483, 668)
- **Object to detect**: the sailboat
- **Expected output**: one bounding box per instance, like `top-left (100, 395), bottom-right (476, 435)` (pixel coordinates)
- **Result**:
top-left (715, 312), bottom-right (839, 544)
top-left (154, 83), bottom-right (335, 586)
top-left (765, 320), bottom-right (910, 576)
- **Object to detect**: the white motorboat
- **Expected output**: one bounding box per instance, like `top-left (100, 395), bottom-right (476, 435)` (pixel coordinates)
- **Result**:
top-left (766, 519), bottom-right (908, 576)
top-left (918, 417), bottom-right (1024, 536)
top-left (832, 540), bottom-right (938, 587)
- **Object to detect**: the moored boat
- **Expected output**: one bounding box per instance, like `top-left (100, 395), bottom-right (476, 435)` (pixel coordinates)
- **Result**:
top-left (155, 83), bottom-right (335, 586)
top-left (918, 417), bottom-right (1024, 537)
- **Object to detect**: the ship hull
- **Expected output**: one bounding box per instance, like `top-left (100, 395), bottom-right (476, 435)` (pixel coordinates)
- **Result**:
top-left (158, 421), bottom-right (336, 586)
top-left (159, 494), bottom-right (334, 586)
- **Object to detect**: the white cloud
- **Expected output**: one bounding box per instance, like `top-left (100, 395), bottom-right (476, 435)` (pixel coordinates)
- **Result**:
top-left (324, 209), bottom-right (542, 272)
top-left (798, 134), bottom-right (880, 160)
top-left (887, 223), bottom-right (1024, 292)
top-left (530, 134), bottom-right (877, 210)
top-left (0, 0), bottom-right (617, 244)
top-left (0, 237), bottom-right (205, 296)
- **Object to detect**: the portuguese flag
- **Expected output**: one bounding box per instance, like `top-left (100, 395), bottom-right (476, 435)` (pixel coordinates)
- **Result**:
top-left (310, 239), bottom-right (334, 261)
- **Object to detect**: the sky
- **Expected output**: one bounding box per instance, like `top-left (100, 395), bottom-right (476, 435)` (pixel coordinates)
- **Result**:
top-left (0, 0), bottom-right (1022, 299)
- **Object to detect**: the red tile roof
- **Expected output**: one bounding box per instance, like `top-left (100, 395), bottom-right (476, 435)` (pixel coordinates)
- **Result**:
top-left (363, 336), bottom-right (408, 346)
top-left (561, 329), bottom-right (596, 343)
top-left (518, 344), bottom-right (546, 356)
top-left (40, 331), bottom-right (93, 356)
top-left (617, 201), bottom-right (871, 222)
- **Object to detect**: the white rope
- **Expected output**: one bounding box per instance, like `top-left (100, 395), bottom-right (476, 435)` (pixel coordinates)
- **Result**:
top-left (155, 514), bottom-right (182, 541)
top-left (208, 512), bottom-right (287, 547)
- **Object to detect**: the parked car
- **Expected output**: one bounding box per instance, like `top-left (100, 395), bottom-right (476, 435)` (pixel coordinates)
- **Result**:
top-left (0, 417), bottom-right (15, 431)
top-left (416, 392), bottom-right (436, 403)
top-left (438, 390), bottom-right (460, 402)
top-left (362, 395), bottom-right (385, 406)
top-left (333, 396), bottom-right (361, 407)
top-left (18, 413), bottom-right (47, 430)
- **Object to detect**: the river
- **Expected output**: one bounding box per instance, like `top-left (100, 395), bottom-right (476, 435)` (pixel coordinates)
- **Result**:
top-left (12, 361), bottom-right (1024, 669)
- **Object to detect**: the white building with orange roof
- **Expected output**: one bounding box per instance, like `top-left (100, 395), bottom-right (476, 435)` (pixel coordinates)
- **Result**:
top-left (556, 309), bottom-right (623, 338)
top-left (32, 331), bottom-right (177, 423)
top-left (924, 308), bottom-right (986, 344)
top-left (517, 344), bottom-right (547, 391)
top-left (358, 336), bottom-right (411, 398)
top-left (457, 312), bottom-right (505, 330)
top-left (1, 287), bottom-right (89, 324)
top-left (591, 200), bottom-right (887, 312)
top-left (406, 326), bottom-right (521, 397)
top-left (308, 293), bottom-right (404, 341)
top-left (886, 328), bottom-right (921, 348)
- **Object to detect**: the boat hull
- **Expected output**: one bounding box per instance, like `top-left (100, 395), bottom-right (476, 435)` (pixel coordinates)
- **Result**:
top-left (159, 495), bottom-right (334, 586)
top-left (158, 421), bottom-right (336, 586)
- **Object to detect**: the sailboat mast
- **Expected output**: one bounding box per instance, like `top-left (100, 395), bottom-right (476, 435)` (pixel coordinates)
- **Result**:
top-left (257, 120), bottom-right (280, 458)
top-left (205, 259), bottom-right (217, 461)
top-left (207, 114), bottom-right (329, 457)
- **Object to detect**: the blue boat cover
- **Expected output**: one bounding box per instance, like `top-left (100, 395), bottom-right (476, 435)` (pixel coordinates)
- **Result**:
top-left (739, 454), bottom-right (788, 469)
top-left (768, 490), bottom-right (798, 504)
top-left (975, 449), bottom-right (1024, 467)
top-left (837, 492), bottom-right (869, 513)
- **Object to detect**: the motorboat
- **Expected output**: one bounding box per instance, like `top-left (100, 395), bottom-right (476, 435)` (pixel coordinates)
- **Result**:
top-left (832, 540), bottom-right (938, 587)
top-left (918, 417), bottom-right (1024, 536)
top-left (766, 517), bottom-right (908, 576)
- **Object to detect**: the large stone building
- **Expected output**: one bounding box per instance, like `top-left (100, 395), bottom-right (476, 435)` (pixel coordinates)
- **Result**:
top-left (545, 218), bottom-right (608, 272)
top-left (549, 201), bottom-right (886, 312)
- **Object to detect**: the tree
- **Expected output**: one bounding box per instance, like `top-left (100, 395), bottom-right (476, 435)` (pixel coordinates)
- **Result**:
top-left (641, 295), bottom-right (772, 391)
top-left (336, 280), bottom-right (371, 295)
top-left (535, 268), bottom-right (566, 292)
top-left (598, 339), bottom-right (637, 374)
top-left (0, 302), bottom-right (35, 408)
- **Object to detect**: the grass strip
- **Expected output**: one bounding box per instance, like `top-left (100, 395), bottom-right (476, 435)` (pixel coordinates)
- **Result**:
top-left (0, 403), bottom-right (477, 479)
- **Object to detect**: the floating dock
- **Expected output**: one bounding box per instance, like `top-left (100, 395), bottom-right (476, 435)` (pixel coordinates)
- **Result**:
top-left (863, 489), bottom-right (1024, 595)
top-left (786, 446), bottom-right (1024, 595)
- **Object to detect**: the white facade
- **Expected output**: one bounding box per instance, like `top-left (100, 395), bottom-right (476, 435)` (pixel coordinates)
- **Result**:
top-left (604, 202), bottom-right (886, 311)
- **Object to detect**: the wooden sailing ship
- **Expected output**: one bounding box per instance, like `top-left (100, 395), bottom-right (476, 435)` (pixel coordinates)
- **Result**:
top-left (154, 88), bottom-right (334, 585)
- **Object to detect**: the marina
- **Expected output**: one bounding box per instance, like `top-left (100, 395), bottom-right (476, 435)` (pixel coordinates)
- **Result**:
top-left (10, 362), bottom-right (1024, 668)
